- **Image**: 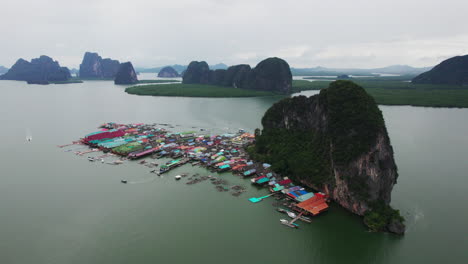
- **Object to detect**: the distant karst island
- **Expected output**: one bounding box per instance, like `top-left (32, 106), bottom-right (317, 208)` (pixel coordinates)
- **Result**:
top-left (2, 52), bottom-right (468, 107)
top-left (157, 66), bottom-right (180, 78)
top-left (126, 57), bottom-right (293, 97)
top-left (183, 57), bottom-right (292, 94)
top-left (79, 52), bottom-right (121, 79)
top-left (0, 66), bottom-right (8, 75)
top-left (250, 80), bottom-right (405, 234)
top-left (114, 62), bottom-right (138, 85)
top-left (0, 55), bottom-right (73, 84)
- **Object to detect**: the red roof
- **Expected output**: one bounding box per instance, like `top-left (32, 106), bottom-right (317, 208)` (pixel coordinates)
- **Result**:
top-left (85, 130), bottom-right (125, 141)
top-left (278, 179), bottom-right (292, 186)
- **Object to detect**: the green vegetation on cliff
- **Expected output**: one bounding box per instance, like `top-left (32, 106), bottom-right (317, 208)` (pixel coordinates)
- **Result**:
top-left (253, 81), bottom-right (385, 181)
top-left (248, 128), bottom-right (332, 184)
top-left (364, 201), bottom-right (405, 233)
top-left (325, 81), bottom-right (385, 164)
top-left (125, 83), bottom-right (276, 97)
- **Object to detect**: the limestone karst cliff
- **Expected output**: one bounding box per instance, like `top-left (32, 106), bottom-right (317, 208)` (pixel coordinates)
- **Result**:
top-left (79, 52), bottom-right (120, 79)
top-left (251, 80), bottom-right (405, 234)
top-left (114, 62), bottom-right (138, 85)
top-left (0, 55), bottom-right (71, 83)
top-left (182, 57), bottom-right (292, 94)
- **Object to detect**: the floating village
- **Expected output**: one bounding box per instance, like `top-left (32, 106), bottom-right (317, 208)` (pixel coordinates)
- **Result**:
top-left (59, 122), bottom-right (329, 229)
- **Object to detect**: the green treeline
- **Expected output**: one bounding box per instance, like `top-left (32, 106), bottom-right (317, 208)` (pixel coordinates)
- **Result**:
top-left (295, 80), bottom-right (468, 108)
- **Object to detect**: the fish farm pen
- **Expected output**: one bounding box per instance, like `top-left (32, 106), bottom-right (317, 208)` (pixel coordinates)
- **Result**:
top-left (59, 122), bottom-right (330, 228)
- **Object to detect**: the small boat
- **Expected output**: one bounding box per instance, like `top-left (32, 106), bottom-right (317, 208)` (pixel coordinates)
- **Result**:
top-left (287, 211), bottom-right (297, 219)
top-left (88, 157), bottom-right (95, 162)
top-left (121, 180), bottom-right (128, 184)
top-left (280, 219), bottom-right (299, 228)
top-left (175, 175), bottom-right (182, 180)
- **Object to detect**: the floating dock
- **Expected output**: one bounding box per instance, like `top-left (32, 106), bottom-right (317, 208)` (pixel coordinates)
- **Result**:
top-left (61, 122), bottom-right (330, 228)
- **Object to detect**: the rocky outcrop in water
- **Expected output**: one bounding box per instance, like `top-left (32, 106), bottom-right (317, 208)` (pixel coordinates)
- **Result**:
top-left (337, 74), bottom-right (351, 79)
top-left (79, 52), bottom-right (120, 79)
top-left (157, 66), bottom-right (180, 78)
top-left (114, 62), bottom-right (138, 85)
top-left (252, 80), bottom-right (404, 234)
top-left (0, 56), bottom-right (71, 83)
top-left (181, 57), bottom-right (292, 94)
top-left (412, 55), bottom-right (468, 85)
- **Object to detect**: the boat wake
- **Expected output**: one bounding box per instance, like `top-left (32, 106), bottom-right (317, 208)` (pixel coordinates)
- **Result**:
top-left (124, 176), bottom-right (159, 184)
top-left (413, 206), bottom-right (425, 222)
top-left (402, 205), bottom-right (425, 233)
top-left (26, 128), bottom-right (32, 142)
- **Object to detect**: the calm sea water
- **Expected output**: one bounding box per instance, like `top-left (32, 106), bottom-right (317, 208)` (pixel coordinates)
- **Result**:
top-left (0, 74), bottom-right (467, 264)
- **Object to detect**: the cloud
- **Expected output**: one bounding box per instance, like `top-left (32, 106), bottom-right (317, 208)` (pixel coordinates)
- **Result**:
top-left (304, 35), bottom-right (468, 68)
top-left (0, 0), bottom-right (467, 68)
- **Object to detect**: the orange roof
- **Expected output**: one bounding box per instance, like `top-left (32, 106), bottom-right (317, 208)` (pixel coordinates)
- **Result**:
top-left (240, 133), bottom-right (255, 138)
top-left (296, 195), bottom-right (329, 216)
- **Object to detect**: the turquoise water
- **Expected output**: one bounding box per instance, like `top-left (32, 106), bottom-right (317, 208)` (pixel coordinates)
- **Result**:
top-left (0, 76), bottom-right (467, 263)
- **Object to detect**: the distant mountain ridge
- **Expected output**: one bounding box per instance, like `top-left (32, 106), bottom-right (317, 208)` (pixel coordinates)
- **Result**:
top-left (291, 65), bottom-right (432, 76)
top-left (0, 66), bottom-right (8, 74)
top-left (136, 63), bottom-right (228, 73)
top-left (412, 55), bottom-right (468, 85)
top-left (137, 63), bottom-right (430, 76)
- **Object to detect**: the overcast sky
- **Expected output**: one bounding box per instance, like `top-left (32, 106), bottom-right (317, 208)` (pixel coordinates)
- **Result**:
top-left (1, 0), bottom-right (467, 69)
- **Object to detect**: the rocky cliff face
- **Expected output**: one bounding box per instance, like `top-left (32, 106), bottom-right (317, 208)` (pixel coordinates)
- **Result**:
top-left (249, 57), bottom-right (292, 94)
top-left (222, 64), bottom-right (251, 88)
top-left (101, 58), bottom-right (121, 78)
top-left (114, 62), bottom-right (138, 84)
top-left (0, 56), bottom-right (71, 83)
top-left (182, 61), bottom-right (211, 84)
top-left (181, 57), bottom-right (292, 94)
top-left (79, 52), bottom-right (120, 79)
top-left (412, 55), bottom-right (468, 85)
top-left (254, 80), bottom-right (404, 234)
top-left (157, 66), bottom-right (180, 78)
top-left (208, 69), bottom-right (227, 86)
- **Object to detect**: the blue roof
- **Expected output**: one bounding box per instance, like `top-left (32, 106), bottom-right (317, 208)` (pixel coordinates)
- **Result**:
top-left (257, 178), bottom-right (269, 184)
